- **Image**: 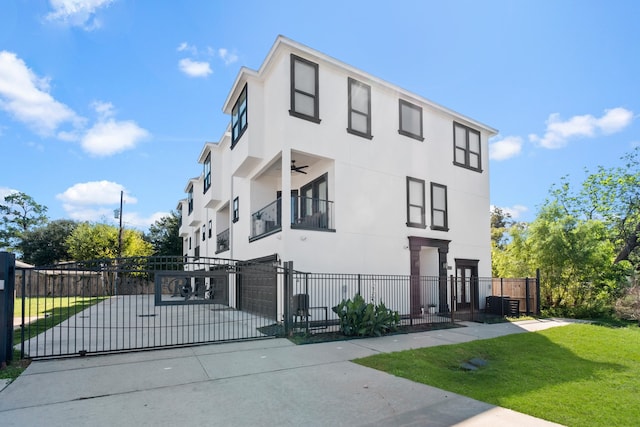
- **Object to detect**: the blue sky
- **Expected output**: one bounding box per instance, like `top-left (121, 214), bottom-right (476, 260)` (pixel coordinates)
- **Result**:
top-left (1, 0), bottom-right (638, 230)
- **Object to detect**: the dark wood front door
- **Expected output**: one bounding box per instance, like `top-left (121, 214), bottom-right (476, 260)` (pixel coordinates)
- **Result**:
top-left (455, 260), bottom-right (478, 310)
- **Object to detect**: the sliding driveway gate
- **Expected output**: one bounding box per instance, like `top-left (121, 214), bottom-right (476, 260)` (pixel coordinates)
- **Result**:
top-left (16, 256), bottom-right (282, 359)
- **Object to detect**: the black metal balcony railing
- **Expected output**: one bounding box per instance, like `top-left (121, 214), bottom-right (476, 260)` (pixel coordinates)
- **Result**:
top-left (292, 196), bottom-right (334, 230)
top-left (250, 196), bottom-right (335, 240)
top-left (216, 228), bottom-right (230, 253)
top-left (251, 199), bottom-right (282, 239)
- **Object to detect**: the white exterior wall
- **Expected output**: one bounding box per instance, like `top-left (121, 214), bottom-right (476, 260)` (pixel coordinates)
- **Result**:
top-left (180, 37), bottom-right (496, 286)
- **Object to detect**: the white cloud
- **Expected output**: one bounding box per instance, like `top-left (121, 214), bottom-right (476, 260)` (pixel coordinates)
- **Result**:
top-left (0, 187), bottom-right (19, 200)
top-left (178, 58), bottom-right (212, 78)
top-left (81, 119), bottom-right (149, 156)
top-left (492, 204), bottom-right (529, 220)
top-left (218, 48), bottom-right (238, 66)
top-left (489, 136), bottom-right (522, 161)
top-left (177, 42), bottom-right (197, 55)
top-left (530, 107), bottom-right (634, 149)
top-left (45, 0), bottom-right (115, 30)
top-left (57, 180), bottom-right (137, 206)
top-left (57, 181), bottom-right (163, 228)
top-left (0, 51), bottom-right (81, 135)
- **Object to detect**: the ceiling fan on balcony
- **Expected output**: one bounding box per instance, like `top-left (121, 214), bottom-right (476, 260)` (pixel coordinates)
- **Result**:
top-left (291, 159), bottom-right (309, 174)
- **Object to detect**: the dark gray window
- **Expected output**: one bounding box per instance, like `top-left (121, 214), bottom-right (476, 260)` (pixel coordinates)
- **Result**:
top-left (406, 177), bottom-right (426, 228)
top-left (430, 182), bottom-right (448, 231)
top-left (187, 185), bottom-right (194, 214)
top-left (231, 84), bottom-right (247, 148)
top-left (347, 78), bottom-right (372, 139)
top-left (232, 197), bottom-right (239, 223)
top-left (453, 122), bottom-right (482, 172)
top-left (290, 54), bottom-right (320, 123)
top-left (203, 152), bottom-right (211, 193)
top-left (399, 100), bottom-right (424, 141)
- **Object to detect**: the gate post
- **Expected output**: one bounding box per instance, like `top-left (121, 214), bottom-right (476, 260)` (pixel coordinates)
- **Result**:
top-left (0, 252), bottom-right (16, 368)
top-left (283, 261), bottom-right (293, 335)
top-left (536, 268), bottom-right (541, 315)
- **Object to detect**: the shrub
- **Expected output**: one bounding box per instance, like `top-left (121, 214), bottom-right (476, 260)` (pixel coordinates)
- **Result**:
top-left (332, 294), bottom-right (399, 337)
top-left (615, 285), bottom-right (640, 325)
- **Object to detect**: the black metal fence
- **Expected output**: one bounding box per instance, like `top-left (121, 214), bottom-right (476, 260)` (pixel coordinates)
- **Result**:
top-left (16, 256), bottom-right (282, 359)
top-left (13, 256), bottom-right (539, 359)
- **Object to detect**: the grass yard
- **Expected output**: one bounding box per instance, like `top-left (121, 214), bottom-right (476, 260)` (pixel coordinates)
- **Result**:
top-left (13, 296), bottom-right (109, 344)
top-left (1, 296), bottom-right (108, 382)
top-left (355, 323), bottom-right (640, 427)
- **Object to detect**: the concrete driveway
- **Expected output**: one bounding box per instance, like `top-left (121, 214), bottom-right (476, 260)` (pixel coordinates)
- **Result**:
top-left (0, 319), bottom-right (572, 426)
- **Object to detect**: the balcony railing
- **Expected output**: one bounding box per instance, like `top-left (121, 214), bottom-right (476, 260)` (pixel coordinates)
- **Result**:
top-left (250, 196), bottom-right (335, 240)
top-left (292, 196), bottom-right (334, 231)
top-left (250, 199), bottom-right (282, 240)
top-left (216, 228), bottom-right (230, 253)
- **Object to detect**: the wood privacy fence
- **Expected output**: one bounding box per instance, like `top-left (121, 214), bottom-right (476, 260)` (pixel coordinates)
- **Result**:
top-left (492, 276), bottom-right (540, 315)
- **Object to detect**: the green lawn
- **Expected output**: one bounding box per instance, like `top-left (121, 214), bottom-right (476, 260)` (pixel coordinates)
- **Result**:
top-left (1, 296), bottom-right (109, 382)
top-left (13, 296), bottom-right (109, 344)
top-left (355, 323), bottom-right (640, 427)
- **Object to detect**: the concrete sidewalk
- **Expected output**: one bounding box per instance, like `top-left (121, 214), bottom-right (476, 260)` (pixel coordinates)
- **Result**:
top-left (0, 319), bottom-right (574, 426)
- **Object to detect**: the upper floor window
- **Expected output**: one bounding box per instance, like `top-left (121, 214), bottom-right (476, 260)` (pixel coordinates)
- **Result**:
top-left (430, 183), bottom-right (448, 231)
top-left (203, 152), bottom-right (211, 193)
top-left (290, 54), bottom-right (320, 123)
top-left (398, 100), bottom-right (424, 141)
top-left (406, 177), bottom-right (426, 228)
top-left (202, 225), bottom-right (206, 241)
top-left (232, 197), bottom-right (239, 223)
top-left (347, 78), bottom-right (372, 139)
top-left (187, 185), bottom-right (194, 214)
top-left (453, 122), bottom-right (482, 172)
top-left (208, 220), bottom-right (213, 238)
top-left (231, 84), bottom-right (247, 147)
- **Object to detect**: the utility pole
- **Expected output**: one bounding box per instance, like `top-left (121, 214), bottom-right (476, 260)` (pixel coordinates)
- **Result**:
top-left (118, 190), bottom-right (124, 259)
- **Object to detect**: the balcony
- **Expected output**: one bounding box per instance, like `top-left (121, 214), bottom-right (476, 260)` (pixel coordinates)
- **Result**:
top-left (216, 228), bottom-right (230, 253)
top-left (250, 196), bottom-right (335, 241)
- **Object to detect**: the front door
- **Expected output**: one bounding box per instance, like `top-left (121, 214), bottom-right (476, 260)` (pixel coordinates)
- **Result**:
top-left (455, 260), bottom-right (478, 310)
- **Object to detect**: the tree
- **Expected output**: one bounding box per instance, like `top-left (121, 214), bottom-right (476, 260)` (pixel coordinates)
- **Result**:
top-left (146, 211), bottom-right (182, 256)
top-left (19, 219), bottom-right (78, 266)
top-left (0, 192), bottom-right (48, 252)
top-left (66, 223), bottom-right (153, 261)
top-left (490, 206), bottom-right (512, 250)
top-left (551, 147), bottom-right (640, 268)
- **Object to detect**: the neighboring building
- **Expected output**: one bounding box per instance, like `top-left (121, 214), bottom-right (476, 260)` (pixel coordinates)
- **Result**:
top-left (178, 36), bottom-right (497, 304)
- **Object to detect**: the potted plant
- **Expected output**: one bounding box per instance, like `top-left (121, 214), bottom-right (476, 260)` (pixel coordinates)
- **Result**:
top-left (254, 212), bottom-right (266, 235)
top-left (217, 237), bottom-right (227, 251)
top-left (428, 303), bottom-right (437, 314)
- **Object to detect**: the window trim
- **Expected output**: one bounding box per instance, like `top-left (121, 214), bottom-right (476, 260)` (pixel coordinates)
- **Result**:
top-left (453, 122), bottom-right (483, 172)
top-left (289, 54), bottom-right (321, 124)
top-left (347, 77), bottom-right (372, 139)
top-left (398, 99), bottom-right (424, 141)
top-left (406, 176), bottom-right (426, 229)
top-left (430, 182), bottom-right (449, 231)
top-left (232, 197), bottom-right (239, 223)
top-left (203, 152), bottom-right (211, 193)
top-left (231, 84), bottom-right (248, 149)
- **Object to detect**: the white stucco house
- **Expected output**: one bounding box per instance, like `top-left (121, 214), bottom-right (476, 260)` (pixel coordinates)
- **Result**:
top-left (177, 36), bottom-right (497, 312)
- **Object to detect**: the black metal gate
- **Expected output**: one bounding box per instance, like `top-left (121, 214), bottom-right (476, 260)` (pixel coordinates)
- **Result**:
top-left (15, 256), bottom-right (283, 359)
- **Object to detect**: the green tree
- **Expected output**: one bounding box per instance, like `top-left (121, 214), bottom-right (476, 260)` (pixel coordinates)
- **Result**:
top-left (146, 211), bottom-right (182, 256)
top-left (19, 219), bottom-right (78, 266)
top-left (0, 192), bottom-right (48, 252)
top-left (66, 223), bottom-right (153, 260)
top-left (551, 147), bottom-right (640, 268)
